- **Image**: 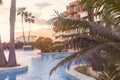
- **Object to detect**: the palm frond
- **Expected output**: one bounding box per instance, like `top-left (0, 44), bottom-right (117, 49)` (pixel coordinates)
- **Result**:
top-left (78, 0), bottom-right (105, 10)
top-left (50, 41), bottom-right (120, 76)
top-left (50, 42), bottom-right (107, 76)
top-left (48, 0), bottom-right (120, 79)
top-left (103, 42), bottom-right (120, 61)
top-left (49, 51), bottom-right (79, 76)
top-left (48, 14), bottom-right (120, 41)
top-left (63, 35), bottom-right (98, 50)
top-left (17, 7), bottom-right (26, 16)
top-left (79, 0), bottom-right (120, 26)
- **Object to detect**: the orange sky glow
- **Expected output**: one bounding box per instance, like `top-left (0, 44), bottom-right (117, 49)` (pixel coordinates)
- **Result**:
top-left (0, 0), bottom-right (75, 42)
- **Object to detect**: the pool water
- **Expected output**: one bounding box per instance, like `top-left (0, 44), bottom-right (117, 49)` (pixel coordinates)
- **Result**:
top-left (0, 50), bottom-right (79, 80)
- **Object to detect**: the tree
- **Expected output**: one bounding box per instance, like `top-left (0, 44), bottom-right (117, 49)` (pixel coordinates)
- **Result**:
top-left (15, 42), bottom-right (24, 49)
top-left (48, 0), bottom-right (120, 79)
top-left (0, 36), bottom-right (7, 67)
top-left (7, 0), bottom-right (17, 67)
top-left (49, 42), bottom-right (65, 52)
top-left (0, 0), bottom-right (7, 67)
top-left (0, 0), bottom-right (2, 4)
top-left (33, 37), bottom-right (53, 52)
top-left (24, 12), bottom-right (35, 45)
top-left (17, 7), bottom-right (26, 45)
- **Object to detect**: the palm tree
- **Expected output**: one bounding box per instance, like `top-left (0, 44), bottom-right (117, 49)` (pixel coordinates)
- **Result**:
top-left (17, 7), bottom-right (26, 45)
top-left (0, 0), bottom-right (7, 67)
top-left (0, 0), bottom-right (2, 4)
top-left (24, 12), bottom-right (35, 45)
top-left (0, 36), bottom-right (7, 67)
top-left (7, 0), bottom-right (17, 67)
top-left (48, 0), bottom-right (120, 79)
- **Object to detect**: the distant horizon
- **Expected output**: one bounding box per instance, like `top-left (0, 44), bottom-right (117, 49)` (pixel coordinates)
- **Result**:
top-left (2, 29), bottom-right (55, 43)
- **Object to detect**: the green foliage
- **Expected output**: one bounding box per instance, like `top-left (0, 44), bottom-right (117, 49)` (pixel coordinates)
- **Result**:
top-left (33, 37), bottom-right (53, 52)
top-left (48, 0), bottom-right (120, 79)
top-left (79, 0), bottom-right (120, 26)
top-left (75, 66), bottom-right (100, 80)
top-left (24, 12), bottom-right (35, 23)
top-left (75, 65), bottom-right (90, 76)
top-left (17, 7), bottom-right (27, 45)
top-left (24, 12), bottom-right (35, 45)
top-left (49, 42), bottom-right (67, 52)
top-left (15, 42), bottom-right (24, 49)
top-left (17, 7), bottom-right (26, 16)
top-left (17, 7), bottom-right (35, 45)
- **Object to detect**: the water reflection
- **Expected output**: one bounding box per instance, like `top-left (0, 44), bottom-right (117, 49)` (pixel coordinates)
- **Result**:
top-left (0, 51), bottom-right (79, 80)
top-left (0, 71), bottom-right (27, 80)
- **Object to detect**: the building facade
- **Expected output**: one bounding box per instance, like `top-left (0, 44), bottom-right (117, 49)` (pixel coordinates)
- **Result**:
top-left (54, 0), bottom-right (80, 43)
top-left (53, 0), bottom-right (101, 43)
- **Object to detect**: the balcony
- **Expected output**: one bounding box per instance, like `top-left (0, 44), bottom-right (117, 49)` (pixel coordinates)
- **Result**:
top-left (79, 11), bottom-right (88, 18)
top-left (53, 30), bottom-right (79, 37)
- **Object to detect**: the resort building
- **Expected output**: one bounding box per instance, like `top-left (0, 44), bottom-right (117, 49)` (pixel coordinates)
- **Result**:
top-left (53, 0), bottom-right (80, 43)
top-left (53, 0), bottom-right (101, 43)
top-left (52, 0), bottom-right (101, 52)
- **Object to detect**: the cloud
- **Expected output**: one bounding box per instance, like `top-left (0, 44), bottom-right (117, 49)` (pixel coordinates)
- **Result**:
top-left (35, 2), bottom-right (51, 9)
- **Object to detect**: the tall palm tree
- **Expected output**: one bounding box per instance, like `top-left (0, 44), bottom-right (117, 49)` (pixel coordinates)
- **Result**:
top-left (7, 0), bottom-right (17, 67)
top-left (24, 12), bottom-right (35, 45)
top-left (0, 0), bottom-right (2, 4)
top-left (17, 7), bottom-right (26, 45)
top-left (0, 0), bottom-right (7, 67)
top-left (0, 36), bottom-right (7, 67)
top-left (48, 0), bottom-right (120, 79)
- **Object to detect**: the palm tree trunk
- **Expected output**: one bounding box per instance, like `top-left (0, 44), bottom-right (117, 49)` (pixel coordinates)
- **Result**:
top-left (88, 9), bottom-right (94, 22)
top-left (88, 8), bottom-right (94, 35)
top-left (28, 22), bottom-right (31, 45)
top-left (0, 0), bottom-right (7, 67)
top-left (0, 36), bottom-right (7, 67)
top-left (22, 17), bottom-right (26, 45)
top-left (0, 0), bottom-right (2, 4)
top-left (7, 0), bottom-right (17, 67)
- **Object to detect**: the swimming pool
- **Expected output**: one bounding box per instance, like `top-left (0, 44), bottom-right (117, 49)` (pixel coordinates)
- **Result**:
top-left (0, 50), bottom-right (79, 80)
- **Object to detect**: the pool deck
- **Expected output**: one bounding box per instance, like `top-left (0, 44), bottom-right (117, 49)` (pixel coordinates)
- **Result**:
top-left (66, 65), bottom-right (95, 80)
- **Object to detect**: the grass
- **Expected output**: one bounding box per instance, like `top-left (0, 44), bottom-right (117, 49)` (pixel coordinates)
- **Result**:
top-left (75, 65), bottom-right (91, 76)
top-left (75, 65), bottom-right (100, 80)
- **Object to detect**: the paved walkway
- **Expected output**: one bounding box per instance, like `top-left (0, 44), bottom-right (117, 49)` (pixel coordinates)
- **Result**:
top-left (66, 65), bottom-right (95, 80)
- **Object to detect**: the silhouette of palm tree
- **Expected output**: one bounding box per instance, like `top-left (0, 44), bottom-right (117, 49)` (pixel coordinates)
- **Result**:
top-left (7, 0), bottom-right (17, 67)
top-left (24, 12), bottom-right (35, 45)
top-left (17, 7), bottom-right (27, 44)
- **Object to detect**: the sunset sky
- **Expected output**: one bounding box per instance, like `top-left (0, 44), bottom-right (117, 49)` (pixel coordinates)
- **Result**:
top-left (0, 0), bottom-right (75, 42)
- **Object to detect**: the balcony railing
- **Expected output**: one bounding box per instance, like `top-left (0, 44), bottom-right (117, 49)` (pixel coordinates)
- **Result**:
top-left (79, 11), bottom-right (88, 18)
top-left (53, 29), bottom-right (85, 37)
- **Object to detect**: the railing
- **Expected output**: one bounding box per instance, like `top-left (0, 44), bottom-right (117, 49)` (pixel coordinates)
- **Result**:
top-left (79, 11), bottom-right (88, 18)
top-left (53, 29), bottom-right (89, 37)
